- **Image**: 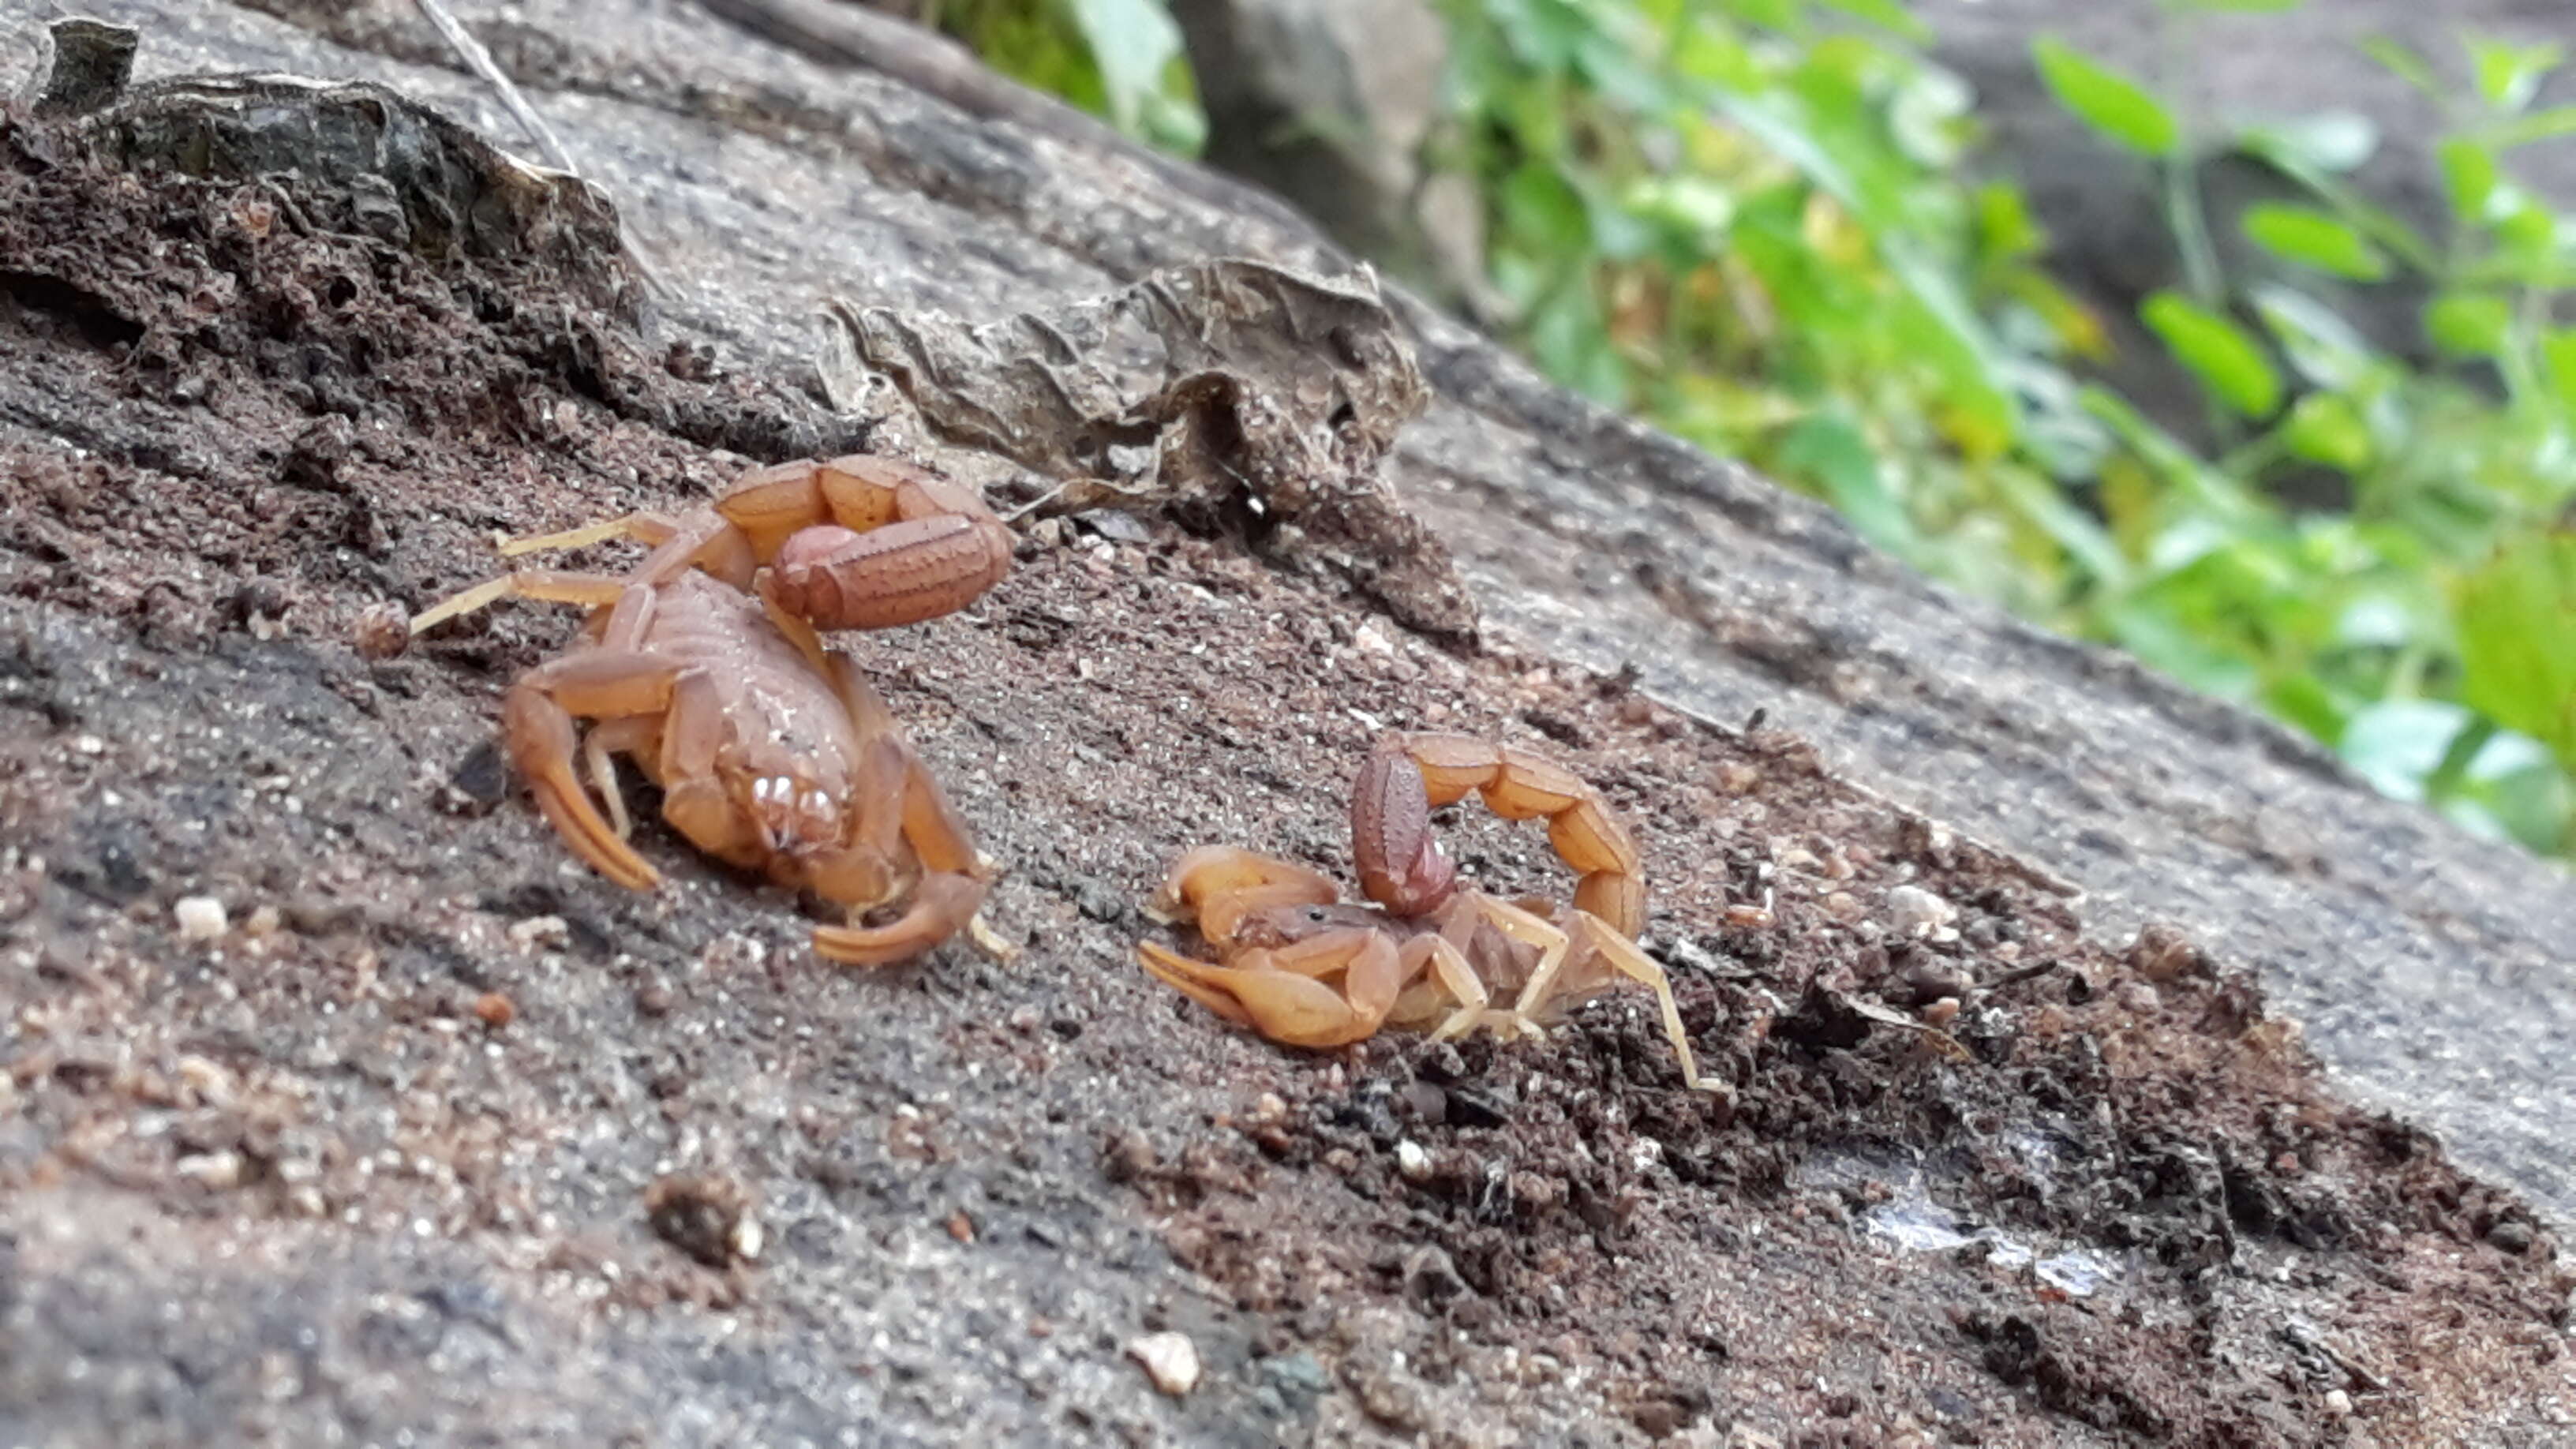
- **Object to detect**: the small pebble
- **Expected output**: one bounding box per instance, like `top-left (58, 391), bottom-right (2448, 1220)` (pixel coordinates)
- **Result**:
top-left (1393, 1140), bottom-right (1432, 1182)
top-left (243, 904), bottom-right (283, 938)
top-left (507, 915), bottom-right (570, 952)
top-left (645, 1174), bottom-right (760, 1268)
top-left (1126, 1331), bottom-right (1201, 1397)
top-left (353, 601), bottom-right (410, 660)
top-left (2128, 922), bottom-right (2203, 982)
top-left (946, 1211), bottom-right (976, 1244)
top-left (2487, 1217), bottom-right (2535, 1255)
top-left (174, 896), bottom-right (228, 941)
top-left (2323, 1389), bottom-right (2353, 1417)
top-left (174, 1151), bottom-right (242, 1190)
top-left (473, 991), bottom-right (515, 1029)
top-left (1883, 885), bottom-right (1957, 938)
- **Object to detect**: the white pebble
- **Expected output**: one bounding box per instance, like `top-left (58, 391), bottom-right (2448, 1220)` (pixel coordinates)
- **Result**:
top-left (1125, 1331), bottom-right (1201, 1397)
top-left (1394, 1140), bottom-right (1432, 1181)
top-left (2323, 1389), bottom-right (2353, 1417)
top-left (174, 896), bottom-right (228, 941)
top-left (1882, 885), bottom-right (1956, 938)
top-left (174, 1151), bottom-right (242, 1190)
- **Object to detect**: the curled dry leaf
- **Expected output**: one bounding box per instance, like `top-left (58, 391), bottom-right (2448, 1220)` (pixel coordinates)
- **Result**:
top-left (822, 259), bottom-right (1474, 640)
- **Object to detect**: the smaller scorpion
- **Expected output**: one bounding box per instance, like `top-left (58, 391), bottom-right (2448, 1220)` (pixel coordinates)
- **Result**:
top-left (1139, 734), bottom-right (1713, 1090)
top-left (413, 455), bottom-right (1012, 965)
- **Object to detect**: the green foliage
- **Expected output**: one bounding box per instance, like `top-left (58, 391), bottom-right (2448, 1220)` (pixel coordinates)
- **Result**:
top-left (957, 0), bottom-right (2575, 857)
top-left (1428, 0), bottom-right (2574, 856)
top-left (2031, 36), bottom-right (2177, 158)
top-left (929, 0), bottom-right (1204, 152)
top-left (2140, 291), bottom-right (2282, 417)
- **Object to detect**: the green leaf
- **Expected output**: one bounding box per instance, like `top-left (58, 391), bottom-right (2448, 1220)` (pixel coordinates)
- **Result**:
top-left (2361, 36), bottom-right (2447, 104)
top-left (2470, 37), bottom-right (2563, 114)
top-left (2241, 203), bottom-right (2390, 280)
top-left (1814, 0), bottom-right (1932, 43)
top-left (1889, 66), bottom-right (1972, 167)
top-left (2439, 137), bottom-right (2501, 223)
top-left (2080, 386), bottom-right (2265, 523)
top-left (2141, 291), bottom-right (2283, 417)
top-left (1699, 89), bottom-right (2021, 437)
top-left (2031, 37), bottom-right (2178, 158)
top-left (2248, 281), bottom-right (2379, 390)
top-left (1777, 414), bottom-right (1918, 557)
top-left (1063, 0), bottom-right (1196, 142)
top-left (2339, 698), bottom-right (2477, 801)
top-left (1991, 461), bottom-right (2129, 590)
top-left (2454, 531), bottom-right (2576, 770)
top-left (2424, 290), bottom-right (2513, 355)
top-left (2479, 104), bottom-right (2576, 150)
top-left (1501, 163), bottom-right (1592, 254)
top-left (2242, 110), bottom-right (2378, 174)
top-left (2542, 326), bottom-right (2576, 414)
top-left (1976, 182), bottom-right (2045, 260)
top-left (2280, 392), bottom-right (2372, 470)
top-left (2238, 133), bottom-right (2438, 272)
top-left (1627, 174), bottom-right (1736, 236)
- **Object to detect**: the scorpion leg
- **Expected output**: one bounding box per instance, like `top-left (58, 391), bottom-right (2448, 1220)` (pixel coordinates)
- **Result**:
top-left (720, 456), bottom-right (1013, 631)
top-left (503, 650), bottom-right (683, 890)
top-left (1464, 894), bottom-right (1572, 1042)
top-left (496, 511), bottom-right (683, 556)
top-left (1564, 913), bottom-right (1716, 1092)
top-left (501, 510), bottom-right (759, 595)
top-left (1407, 930), bottom-right (1492, 1042)
top-left (409, 569), bottom-right (631, 635)
top-left (581, 716), bottom-right (661, 841)
top-left (416, 511), bottom-right (760, 639)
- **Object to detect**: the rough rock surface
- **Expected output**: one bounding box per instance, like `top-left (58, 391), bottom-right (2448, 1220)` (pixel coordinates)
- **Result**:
top-left (0, 2), bottom-right (2570, 1445)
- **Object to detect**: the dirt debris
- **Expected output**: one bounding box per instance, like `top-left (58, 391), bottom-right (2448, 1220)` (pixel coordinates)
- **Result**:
top-left (0, 62), bottom-right (2566, 1449)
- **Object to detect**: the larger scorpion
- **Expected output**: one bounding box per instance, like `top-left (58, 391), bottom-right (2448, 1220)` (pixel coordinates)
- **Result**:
top-left (413, 455), bottom-right (1013, 964)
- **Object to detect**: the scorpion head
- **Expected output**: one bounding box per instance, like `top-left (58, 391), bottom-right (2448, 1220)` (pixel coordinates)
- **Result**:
top-left (1230, 900), bottom-right (1396, 952)
top-left (740, 768), bottom-right (904, 906)
top-left (747, 770), bottom-right (845, 855)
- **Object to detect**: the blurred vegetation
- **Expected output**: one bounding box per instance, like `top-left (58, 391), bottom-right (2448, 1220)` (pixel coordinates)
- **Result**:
top-left (930, 0), bottom-right (2576, 858)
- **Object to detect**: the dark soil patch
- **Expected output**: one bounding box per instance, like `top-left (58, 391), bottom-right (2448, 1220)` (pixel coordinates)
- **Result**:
top-left (0, 86), bottom-right (2567, 1448)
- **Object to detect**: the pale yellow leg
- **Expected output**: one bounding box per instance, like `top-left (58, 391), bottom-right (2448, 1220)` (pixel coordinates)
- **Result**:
top-left (410, 569), bottom-right (630, 635)
top-left (1568, 913), bottom-right (1715, 1092)
top-left (497, 512), bottom-right (683, 557)
top-left (1473, 895), bottom-right (1571, 1041)
top-left (583, 715), bottom-right (660, 841)
top-left (1413, 934), bottom-right (1492, 1042)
